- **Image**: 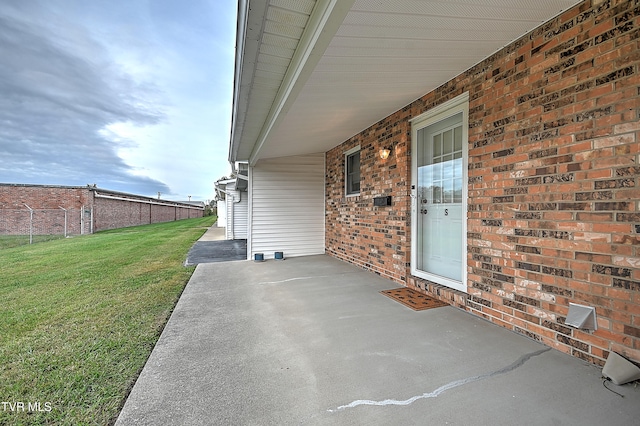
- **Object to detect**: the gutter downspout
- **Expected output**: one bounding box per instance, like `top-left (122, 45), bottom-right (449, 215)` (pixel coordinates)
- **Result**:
top-left (216, 188), bottom-right (241, 203)
top-left (247, 165), bottom-right (252, 260)
top-left (227, 191), bottom-right (234, 240)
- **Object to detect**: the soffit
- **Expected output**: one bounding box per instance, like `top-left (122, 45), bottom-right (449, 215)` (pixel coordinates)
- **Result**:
top-left (231, 0), bottom-right (582, 162)
top-left (230, 0), bottom-right (317, 162)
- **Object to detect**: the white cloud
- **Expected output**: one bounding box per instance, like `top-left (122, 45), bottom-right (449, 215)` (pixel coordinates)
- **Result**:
top-left (0, 0), bottom-right (235, 201)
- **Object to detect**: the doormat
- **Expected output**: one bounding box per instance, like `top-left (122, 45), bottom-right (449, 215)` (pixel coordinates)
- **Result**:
top-left (380, 287), bottom-right (449, 311)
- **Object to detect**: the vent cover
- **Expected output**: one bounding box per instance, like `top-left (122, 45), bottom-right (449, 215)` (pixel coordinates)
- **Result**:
top-left (373, 196), bottom-right (392, 206)
top-left (565, 303), bottom-right (597, 330)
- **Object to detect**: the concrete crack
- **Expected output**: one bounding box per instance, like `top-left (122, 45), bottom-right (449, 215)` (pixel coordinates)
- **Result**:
top-left (258, 275), bottom-right (330, 285)
top-left (258, 272), bottom-right (360, 285)
top-left (329, 347), bottom-right (551, 412)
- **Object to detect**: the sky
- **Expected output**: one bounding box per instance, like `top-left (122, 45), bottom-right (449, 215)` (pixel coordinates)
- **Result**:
top-left (0, 0), bottom-right (236, 202)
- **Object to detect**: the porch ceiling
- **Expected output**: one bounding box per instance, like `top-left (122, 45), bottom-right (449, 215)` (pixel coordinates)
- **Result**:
top-left (229, 0), bottom-right (582, 165)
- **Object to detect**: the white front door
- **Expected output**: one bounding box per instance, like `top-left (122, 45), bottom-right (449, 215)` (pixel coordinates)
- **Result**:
top-left (411, 94), bottom-right (468, 292)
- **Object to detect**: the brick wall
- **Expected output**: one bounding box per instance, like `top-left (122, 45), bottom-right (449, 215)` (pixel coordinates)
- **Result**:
top-left (0, 185), bottom-right (92, 210)
top-left (88, 191), bottom-right (203, 232)
top-left (0, 184), bottom-right (204, 236)
top-left (93, 198), bottom-right (148, 231)
top-left (326, 0), bottom-right (640, 365)
top-left (325, 109), bottom-right (412, 283)
top-left (93, 199), bottom-right (199, 232)
top-left (0, 185), bottom-right (93, 236)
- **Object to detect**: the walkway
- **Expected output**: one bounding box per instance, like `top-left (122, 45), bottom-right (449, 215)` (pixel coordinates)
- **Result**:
top-left (116, 255), bottom-right (640, 425)
top-left (184, 225), bottom-right (247, 265)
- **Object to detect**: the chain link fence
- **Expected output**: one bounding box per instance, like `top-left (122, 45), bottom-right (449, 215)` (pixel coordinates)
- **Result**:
top-left (0, 207), bottom-right (92, 249)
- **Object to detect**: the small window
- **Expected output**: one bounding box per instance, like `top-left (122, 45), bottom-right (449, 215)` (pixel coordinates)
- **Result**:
top-left (345, 147), bottom-right (360, 196)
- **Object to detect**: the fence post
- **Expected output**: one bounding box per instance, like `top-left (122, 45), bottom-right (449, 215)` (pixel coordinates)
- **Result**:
top-left (59, 207), bottom-right (67, 237)
top-left (24, 204), bottom-right (33, 244)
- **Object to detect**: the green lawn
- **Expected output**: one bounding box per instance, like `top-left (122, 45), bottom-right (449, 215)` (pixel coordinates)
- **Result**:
top-left (0, 234), bottom-right (66, 250)
top-left (0, 216), bottom-right (216, 425)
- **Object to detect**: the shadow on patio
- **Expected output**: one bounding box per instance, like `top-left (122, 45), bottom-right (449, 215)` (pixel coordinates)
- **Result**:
top-left (117, 255), bottom-right (640, 425)
top-left (184, 225), bottom-right (247, 266)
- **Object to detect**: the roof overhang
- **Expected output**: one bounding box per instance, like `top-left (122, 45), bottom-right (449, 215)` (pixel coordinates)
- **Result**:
top-left (229, 0), bottom-right (583, 165)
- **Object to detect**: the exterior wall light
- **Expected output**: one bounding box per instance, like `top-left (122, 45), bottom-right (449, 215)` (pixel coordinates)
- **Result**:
top-left (379, 147), bottom-right (391, 159)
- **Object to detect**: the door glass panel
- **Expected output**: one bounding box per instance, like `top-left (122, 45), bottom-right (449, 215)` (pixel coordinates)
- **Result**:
top-left (416, 112), bottom-right (463, 282)
top-left (433, 134), bottom-right (442, 157)
top-left (454, 127), bottom-right (462, 151)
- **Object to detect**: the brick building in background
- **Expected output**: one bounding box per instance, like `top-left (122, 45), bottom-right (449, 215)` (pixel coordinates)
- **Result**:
top-left (0, 184), bottom-right (204, 237)
top-left (229, 0), bottom-right (640, 366)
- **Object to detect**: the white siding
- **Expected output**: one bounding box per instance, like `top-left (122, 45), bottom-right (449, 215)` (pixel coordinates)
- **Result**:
top-left (225, 182), bottom-right (248, 240)
top-left (250, 153), bottom-right (325, 259)
top-left (233, 192), bottom-right (248, 239)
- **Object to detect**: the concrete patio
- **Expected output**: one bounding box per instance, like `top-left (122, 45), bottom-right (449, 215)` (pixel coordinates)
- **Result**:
top-left (116, 255), bottom-right (640, 425)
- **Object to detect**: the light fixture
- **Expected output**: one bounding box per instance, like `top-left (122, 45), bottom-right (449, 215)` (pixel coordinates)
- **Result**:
top-left (379, 147), bottom-right (391, 159)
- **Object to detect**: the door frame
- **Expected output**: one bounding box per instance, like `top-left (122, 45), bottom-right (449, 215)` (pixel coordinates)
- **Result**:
top-left (410, 92), bottom-right (469, 293)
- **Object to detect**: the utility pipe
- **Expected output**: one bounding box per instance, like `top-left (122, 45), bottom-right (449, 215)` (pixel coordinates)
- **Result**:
top-left (24, 204), bottom-right (33, 244)
top-left (59, 207), bottom-right (67, 237)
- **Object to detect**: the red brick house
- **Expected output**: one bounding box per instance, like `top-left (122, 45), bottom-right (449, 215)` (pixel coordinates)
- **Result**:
top-left (229, 0), bottom-right (640, 366)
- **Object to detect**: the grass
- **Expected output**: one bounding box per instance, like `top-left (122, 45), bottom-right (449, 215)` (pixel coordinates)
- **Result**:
top-left (0, 216), bottom-right (216, 425)
top-left (0, 235), bottom-right (66, 249)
